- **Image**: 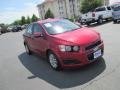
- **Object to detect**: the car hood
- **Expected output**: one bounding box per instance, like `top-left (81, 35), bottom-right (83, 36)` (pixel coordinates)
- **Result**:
top-left (53, 27), bottom-right (100, 45)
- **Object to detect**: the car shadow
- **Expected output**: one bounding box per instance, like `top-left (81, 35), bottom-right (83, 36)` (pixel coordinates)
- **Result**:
top-left (113, 21), bottom-right (120, 24)
top-left (18, 52), bottom-right (106, 89)
top-left (86, 20), bottom-right (112, 28)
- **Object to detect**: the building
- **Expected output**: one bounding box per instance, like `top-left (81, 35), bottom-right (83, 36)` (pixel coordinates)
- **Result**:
top-left (37, 0), bottom-right (110, 20)
top-left (37, 0), bottom-right (81, 19)
top-left (103, 0), bottom-right (110, 5)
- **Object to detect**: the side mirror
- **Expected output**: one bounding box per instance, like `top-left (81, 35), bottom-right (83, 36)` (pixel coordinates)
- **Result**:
top-left (33, 32), bottom-right (43, 38)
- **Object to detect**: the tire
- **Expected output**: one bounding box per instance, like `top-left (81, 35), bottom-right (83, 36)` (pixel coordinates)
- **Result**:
top-left (113, 20), bottom-right (117, 23)
top-left (48, 51), bottom-right (62, 70)
top-left (98, 18), bottom-right (103, 24)
top-left (25, 44), bottom-right (32, 55)
top-left (86, 22), bottom-right (90, 26)
top-left (80, 22), bottom-right (83, 25)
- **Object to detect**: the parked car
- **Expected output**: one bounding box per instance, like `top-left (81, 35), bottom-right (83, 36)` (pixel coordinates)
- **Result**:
top-left (0, 26), bottom-right (2, 35)
top-left (112, 5), bottom-right (120, 23)
top-left (23, 19), bottom-right (104, 70)
top-left (12, 25), bottom-right (22, 32)
top-left (21, 24), bottom-right (28, 30)
top-left (80, 6), bottom-right (113, 25)
top-left (7, 26), bottom-right (14, 32)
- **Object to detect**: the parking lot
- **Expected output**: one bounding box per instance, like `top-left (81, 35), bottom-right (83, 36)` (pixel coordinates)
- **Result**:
top-left (0, 22), bottom-right (120, 90)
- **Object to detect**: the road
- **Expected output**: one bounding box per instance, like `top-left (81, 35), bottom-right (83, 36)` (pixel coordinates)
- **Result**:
top-left (0, 22), bottom-right (120, 90)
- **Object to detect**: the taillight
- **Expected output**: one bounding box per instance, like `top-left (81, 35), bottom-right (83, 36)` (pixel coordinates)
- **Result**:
top-left (92, 12), bottom-right (95, 17)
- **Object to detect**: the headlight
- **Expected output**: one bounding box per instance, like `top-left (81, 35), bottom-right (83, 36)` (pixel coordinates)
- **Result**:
top-left (65, 46), bottom-right (72, 52)
top-left (73, 46), bottom-right (80, 52)
top-left (59, 45), bottom-right (80, 52)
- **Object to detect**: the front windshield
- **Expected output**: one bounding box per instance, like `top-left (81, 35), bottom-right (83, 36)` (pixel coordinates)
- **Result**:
top-left (43, 19), bottom-right (81, 35)
top-left (113, 6), bottom-right (120, 11)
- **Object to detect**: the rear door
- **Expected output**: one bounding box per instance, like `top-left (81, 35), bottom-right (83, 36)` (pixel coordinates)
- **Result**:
top-left (24, 24), bottom-right (34, 50)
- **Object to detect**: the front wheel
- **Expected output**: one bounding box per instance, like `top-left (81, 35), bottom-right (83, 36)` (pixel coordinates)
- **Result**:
top-left (98, 18), bottom-right (103, 24)
top-left (48, 52), bottom-right (62, 70)
top-left (113, 20), bottom-right (117, 23)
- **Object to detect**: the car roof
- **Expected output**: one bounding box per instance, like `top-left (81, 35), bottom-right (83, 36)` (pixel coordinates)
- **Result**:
top-left (96, 5), bottom-right (111, 9)
top-left (37, 18), bottom-right (61, 24)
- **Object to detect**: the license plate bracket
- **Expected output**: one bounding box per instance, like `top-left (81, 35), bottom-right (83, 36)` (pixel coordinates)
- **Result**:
top-left (94, 49), bottom-right (101, 59)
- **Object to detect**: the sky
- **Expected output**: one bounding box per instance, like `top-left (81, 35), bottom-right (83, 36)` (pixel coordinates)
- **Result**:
top-left (0, 0), bottom-right (120, 24)
top-left (0, 0), bottom-right (44, 24)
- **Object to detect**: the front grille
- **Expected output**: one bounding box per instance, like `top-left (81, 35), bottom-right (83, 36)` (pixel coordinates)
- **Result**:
top-left (85, 40), bottom-right (101, 50)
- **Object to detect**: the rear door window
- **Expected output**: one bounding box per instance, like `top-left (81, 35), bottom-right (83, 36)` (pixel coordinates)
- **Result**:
top-left (26, 24), bottom-right (33, 34)
top-left (95, 7), bottom-right (106, 12)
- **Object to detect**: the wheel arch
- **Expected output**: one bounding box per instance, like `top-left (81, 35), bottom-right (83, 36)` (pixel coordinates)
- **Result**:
top-left (98, 15), bottom-right (103, 19)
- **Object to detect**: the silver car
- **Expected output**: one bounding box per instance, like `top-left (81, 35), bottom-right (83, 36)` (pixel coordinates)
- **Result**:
top-left (112, 5), bottom-right (120, 23)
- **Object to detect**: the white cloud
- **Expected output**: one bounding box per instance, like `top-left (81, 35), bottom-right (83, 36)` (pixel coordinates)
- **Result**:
top-left (0, 2), bottom-right (40, 24)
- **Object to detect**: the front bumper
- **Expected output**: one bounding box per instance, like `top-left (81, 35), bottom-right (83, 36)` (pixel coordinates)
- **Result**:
top-left (113, 15), bottom-right (120, 20)
top-left (55, 41), bottom-right (104, 68)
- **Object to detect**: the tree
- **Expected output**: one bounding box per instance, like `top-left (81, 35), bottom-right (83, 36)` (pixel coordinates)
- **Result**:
top-left (21, 16), bottom-right (26, 25)
top-left (13, 20), bottom-right (21, 25)
top-left (45, 9), bottom-right (54, 19)
top-left (31, 14), bottom-right (38, 22)
top-left (26, 16), bottom-right (31, 24)
top-left (80, 0), bottom-right (102, 14)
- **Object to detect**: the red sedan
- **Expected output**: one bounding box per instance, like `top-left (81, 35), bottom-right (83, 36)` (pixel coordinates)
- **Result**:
top-left (23, 19), bottom-right (104, 70)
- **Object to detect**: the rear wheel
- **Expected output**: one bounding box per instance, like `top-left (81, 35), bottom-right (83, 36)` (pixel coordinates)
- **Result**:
top-left (48, 51), bottom-right (62, 70)
top-left (25, 44), bottom-right (32, 55)
top-left (98, 18), bottom-right (103, 24)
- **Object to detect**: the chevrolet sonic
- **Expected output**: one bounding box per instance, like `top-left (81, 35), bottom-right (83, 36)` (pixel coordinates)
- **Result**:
top-left (23, 19), bottom-right (104, 70)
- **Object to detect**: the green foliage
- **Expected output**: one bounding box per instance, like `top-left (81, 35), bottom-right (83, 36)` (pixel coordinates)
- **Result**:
top-left (31, 14), bottom-right (38, 22)
top-left (26, 16), bottom-right (31, 24)
top-left (21, 16), bottom-right (26, 25)
top-left (80, 0), bottom-right (102, 14)
top-left (12, 14), bottom-right (39, 25)
top-left (13, 20), bottom-right (21, 25)
top-left (45, 9), bottom-right (54, 19)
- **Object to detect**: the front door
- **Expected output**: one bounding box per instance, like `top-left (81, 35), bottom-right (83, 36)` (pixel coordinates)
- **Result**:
top-left (31, 23), bottom-right (48, 56)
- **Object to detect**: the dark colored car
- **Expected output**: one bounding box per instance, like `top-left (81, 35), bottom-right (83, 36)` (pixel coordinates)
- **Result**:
top-left (23, 19), bottom-right (104, 70)
top-left (12, 25), bottom-right (22, 32)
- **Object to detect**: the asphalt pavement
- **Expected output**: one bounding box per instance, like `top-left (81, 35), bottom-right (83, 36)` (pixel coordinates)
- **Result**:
top-left (0, 22), bottom-right (120, 90)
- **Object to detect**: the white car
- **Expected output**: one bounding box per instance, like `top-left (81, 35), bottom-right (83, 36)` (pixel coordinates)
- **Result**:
top-left (112, 5), bottom-right (120, 23)
top-left (81, 6), bottom-right (113, 25)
